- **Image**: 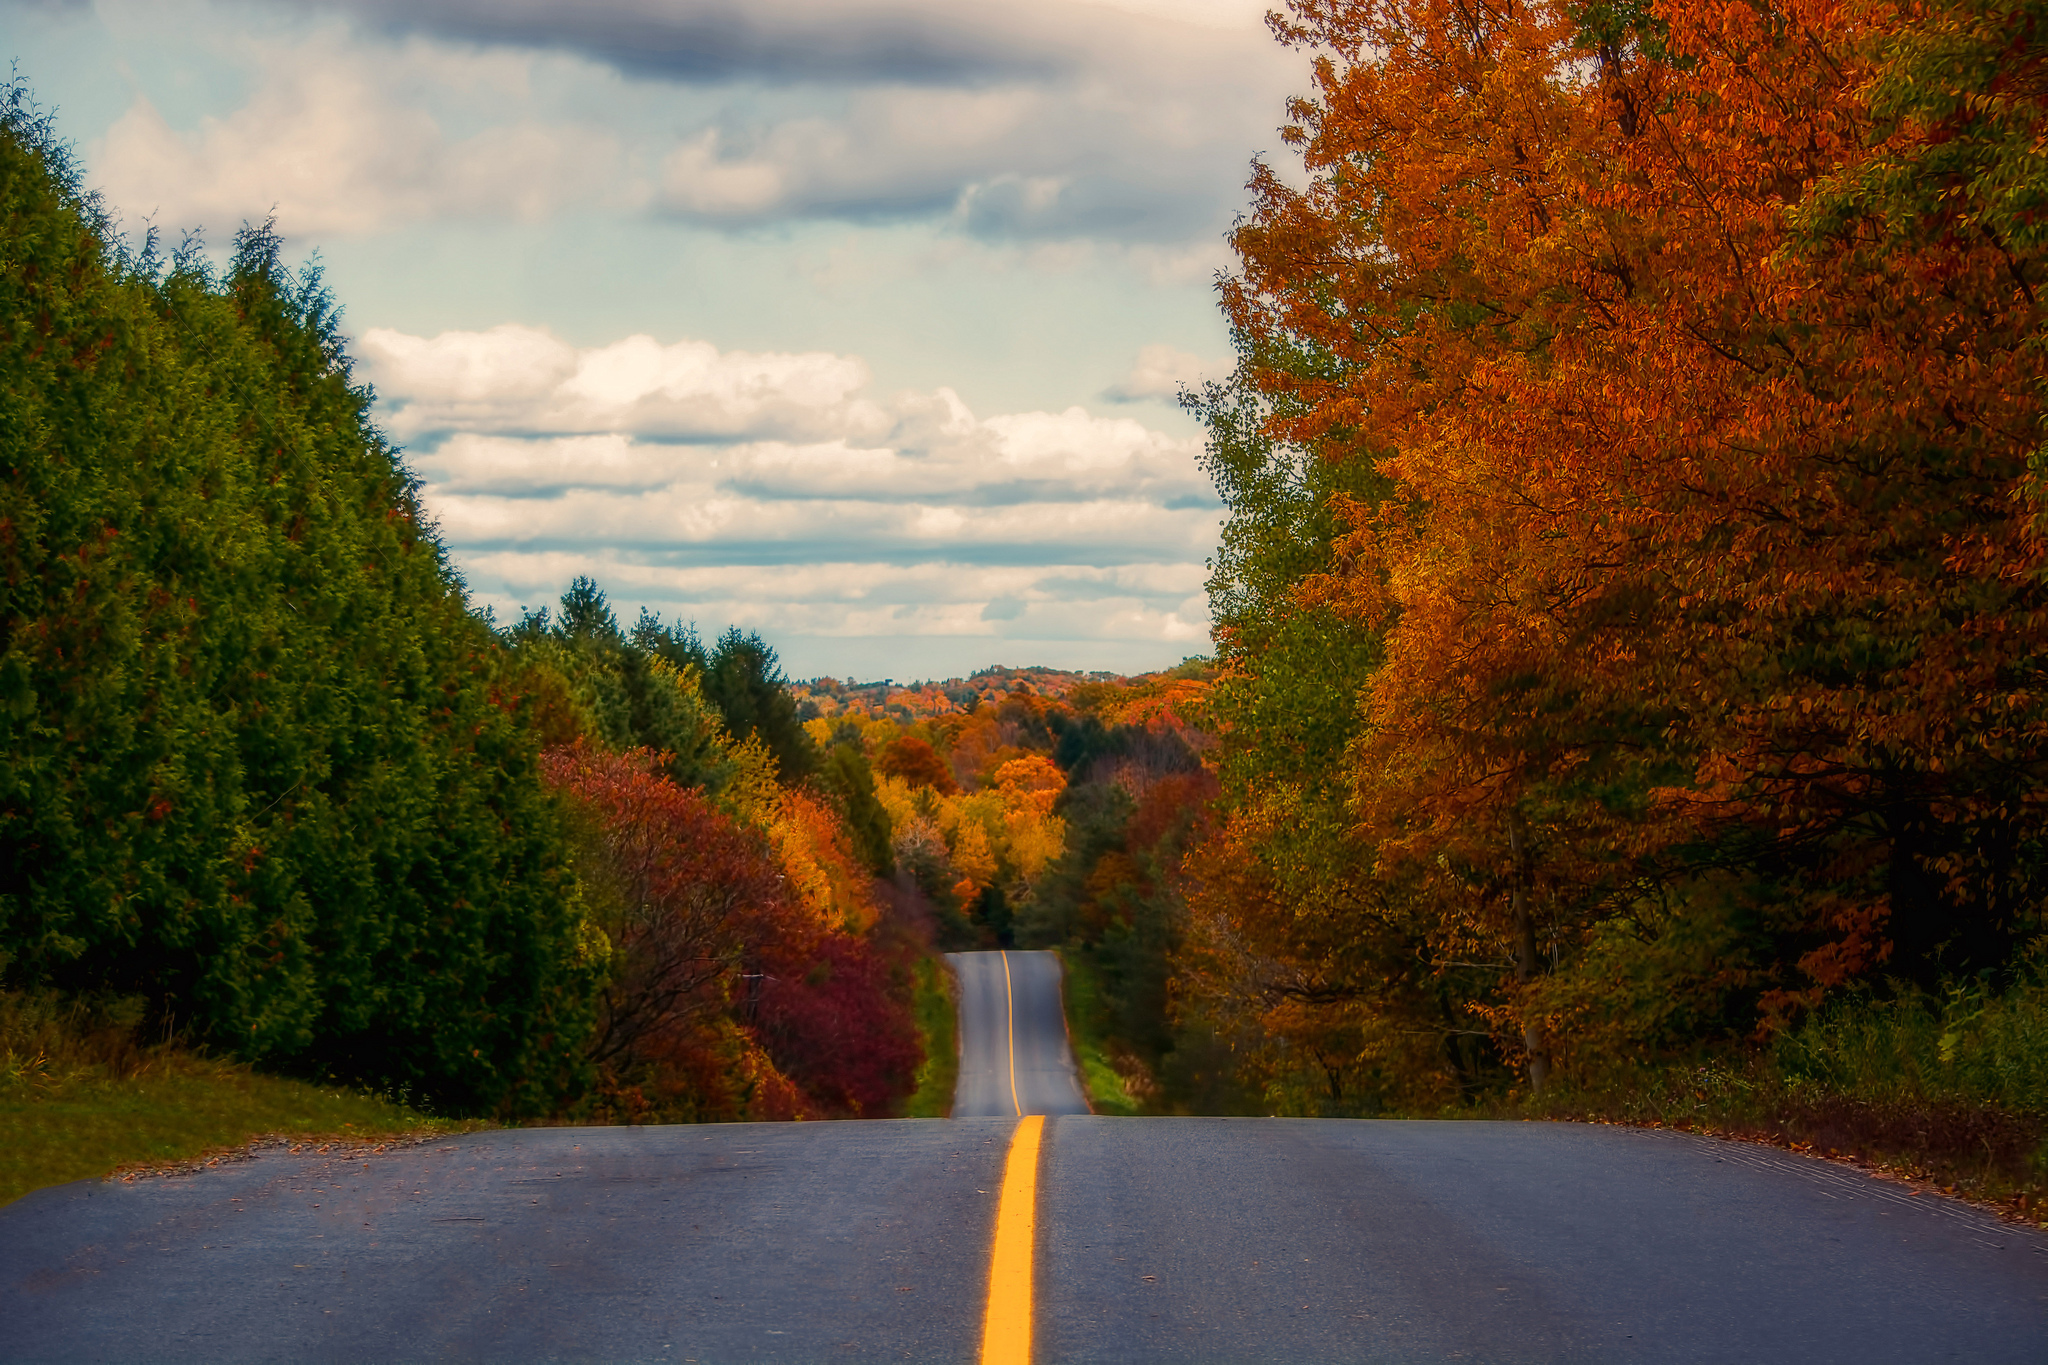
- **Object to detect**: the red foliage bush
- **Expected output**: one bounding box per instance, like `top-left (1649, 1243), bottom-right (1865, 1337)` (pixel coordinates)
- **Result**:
top-left (752, 931), bottom-right (923, 1118)
top-left (543, 741), bottom-right (922, 1120)
top-left (541, 744), bottom-right (797, 1071)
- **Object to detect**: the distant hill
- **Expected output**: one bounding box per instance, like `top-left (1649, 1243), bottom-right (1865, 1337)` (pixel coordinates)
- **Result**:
top-left (792, 660), bottom-right (1211, 724)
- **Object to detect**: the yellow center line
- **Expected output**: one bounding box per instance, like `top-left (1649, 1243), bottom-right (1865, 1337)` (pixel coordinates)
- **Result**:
top-left (980, 1114), bottom-right (1045, 1365)
top-left (1001, 951), bottom-right (1023, 1118)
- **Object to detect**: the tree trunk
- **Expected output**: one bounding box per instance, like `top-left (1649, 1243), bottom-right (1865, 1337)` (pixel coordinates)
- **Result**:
top-left (1507, 809), bottom-right (1548, 1095)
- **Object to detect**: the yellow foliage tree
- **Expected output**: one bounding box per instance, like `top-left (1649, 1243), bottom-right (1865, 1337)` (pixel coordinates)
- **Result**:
top-left (994, 757), bottom-right (1067, 884)
top-left (720, 732), bottom-right (876, 933)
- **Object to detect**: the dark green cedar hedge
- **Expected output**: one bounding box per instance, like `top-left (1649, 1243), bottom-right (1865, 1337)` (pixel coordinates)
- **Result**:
top-left (0, 88), bottom-right (596, 1114)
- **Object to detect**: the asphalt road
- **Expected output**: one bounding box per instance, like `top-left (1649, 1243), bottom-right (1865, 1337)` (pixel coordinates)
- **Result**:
top-left (946, 950), bottom-right (1091, 1119)
top-left (3, 951), bottom-right (2044, 1362)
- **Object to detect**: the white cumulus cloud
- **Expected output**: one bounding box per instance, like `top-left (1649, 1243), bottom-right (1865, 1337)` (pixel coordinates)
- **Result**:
top-left (362, 322), bottom-right (1221, 673)
top-left (94, 36), bottom-right (621, 240)
top-left (1104, 343), bottom-right (1231, 402)
top-left (360, 326), bottom-right (891, 445)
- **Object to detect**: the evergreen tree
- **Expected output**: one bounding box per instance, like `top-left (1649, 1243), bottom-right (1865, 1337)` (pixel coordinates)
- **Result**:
top-left (0, 90), bottom-right (596, 1113)
top-left (818, 744), bottom-right (894, 877)
top-left (702, 627), bottom-right (819, 785)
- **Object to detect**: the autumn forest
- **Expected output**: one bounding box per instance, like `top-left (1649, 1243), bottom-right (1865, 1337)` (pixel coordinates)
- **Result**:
top-left (4, 0), bottom-right (2048, 1203)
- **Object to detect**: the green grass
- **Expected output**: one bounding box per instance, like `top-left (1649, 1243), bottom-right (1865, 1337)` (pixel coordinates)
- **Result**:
top-left (1523, 965), bottom-right (2048, 1225)
top-left (1774, 972), bottom-right (2048, 1115)
top-left (1, 991), bottom-right (470, 1208)
top-left (1054, 949), bottom-right (1142, 1116)
top-left (903, 955), bottom-right (960, 1118)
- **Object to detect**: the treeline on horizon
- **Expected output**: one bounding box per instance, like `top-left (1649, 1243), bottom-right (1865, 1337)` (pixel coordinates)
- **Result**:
top-left (1163, 0), bottom-right (2048, 1132)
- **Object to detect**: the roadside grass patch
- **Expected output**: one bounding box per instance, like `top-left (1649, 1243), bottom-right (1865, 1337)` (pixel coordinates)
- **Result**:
top-left (1, 990), bottom-right (469, 1207)
top-left (1522, 967), bottom-right (2048, 1226)
top-left (1054, 950), bottom-right (1143, 1116)
top-left (903, 956), bottom-right (960, 1118)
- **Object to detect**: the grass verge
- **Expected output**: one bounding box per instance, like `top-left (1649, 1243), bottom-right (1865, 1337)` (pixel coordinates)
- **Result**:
top-left (903, 955), bottom-right (960, 1118)
top-left (1520, 973), bottom-right (2048, 1227)
top-left (1054, 949), bottom-right (1142, 1116)
top-left (1527, 1071), bottom-right (2048, 1229)
top-left (2, 991), bottom-right (472, 1208)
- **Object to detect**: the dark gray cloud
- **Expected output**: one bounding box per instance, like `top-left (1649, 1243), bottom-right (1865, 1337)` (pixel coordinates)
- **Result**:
top-left (313, 0), bottom-right (1083, 86)
top-left (952, 171), bottom-right (1227, 245)
top-left (57, 0), bottom-right (1291, 249)
top-left (296, 0), bottom-right (1292, 244)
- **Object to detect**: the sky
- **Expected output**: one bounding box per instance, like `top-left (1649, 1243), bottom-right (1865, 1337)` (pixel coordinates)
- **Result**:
top-left (5, 0), bottom-right (1307, 680)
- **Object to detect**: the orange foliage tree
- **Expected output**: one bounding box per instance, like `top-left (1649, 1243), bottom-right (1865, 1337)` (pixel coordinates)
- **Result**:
top-left (876, 735), bottom-right (961, 794)
top-left (1203, 0), bottom-right (2048, 1092)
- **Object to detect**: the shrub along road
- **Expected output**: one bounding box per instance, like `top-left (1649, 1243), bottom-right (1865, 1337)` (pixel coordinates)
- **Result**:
top-left (1, 952), bottom-right (2044, 1362)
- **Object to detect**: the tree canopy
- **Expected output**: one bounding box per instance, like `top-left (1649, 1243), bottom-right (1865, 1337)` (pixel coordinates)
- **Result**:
top-left (0, 90), bottom-right (596, 1112)
top-left (1176, 0), bottom-right (2048, 1105)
